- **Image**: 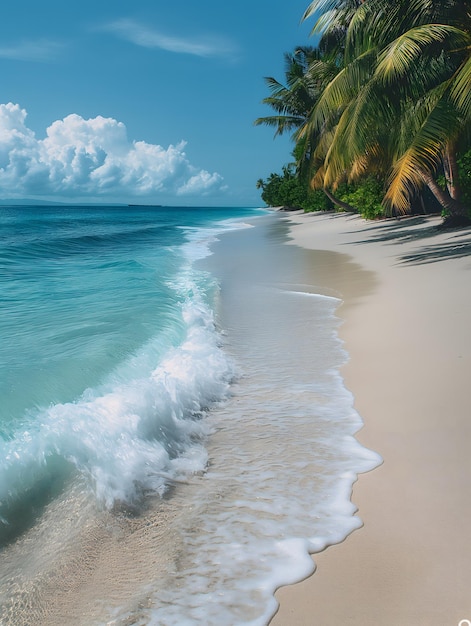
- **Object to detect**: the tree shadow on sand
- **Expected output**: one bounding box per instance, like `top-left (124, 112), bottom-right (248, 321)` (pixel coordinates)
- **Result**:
top-left (340, 215), bottom-right (471, 265)
top-left (398, 236), bottom-right (471, 265)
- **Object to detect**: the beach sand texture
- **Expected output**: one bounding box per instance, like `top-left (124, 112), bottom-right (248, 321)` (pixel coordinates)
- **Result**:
top-left (271, 212), bottom-right (471, 626)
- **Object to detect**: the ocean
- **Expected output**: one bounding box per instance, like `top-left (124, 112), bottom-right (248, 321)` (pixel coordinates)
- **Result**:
top-left (0, 204), bottom-right (380, 625)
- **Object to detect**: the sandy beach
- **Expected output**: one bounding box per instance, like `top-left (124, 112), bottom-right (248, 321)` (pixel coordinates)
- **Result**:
top-left (271, 211), bottom-right (471, 626)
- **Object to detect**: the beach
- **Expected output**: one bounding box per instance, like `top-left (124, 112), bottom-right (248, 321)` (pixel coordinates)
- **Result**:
top-left (0, 207), bottom-right (380, 625)
top-left (272, 211), bottom-right (471, 625)
top-left (1, 206), bottom-right (470, 624)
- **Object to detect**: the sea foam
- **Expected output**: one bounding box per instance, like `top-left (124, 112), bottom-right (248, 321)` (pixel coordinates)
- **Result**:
top-left (0, 209), bottom-right (381, 626)
top-left (0, 220), bottom-right (246, 524)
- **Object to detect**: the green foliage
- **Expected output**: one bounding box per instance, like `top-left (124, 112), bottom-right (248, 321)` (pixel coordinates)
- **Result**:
top-left (258, 168), bottom-right (387, 218)
top-left (256, 0), bottom-right (471, 220)
top-left (457, 149), bottom-right (471, 207)
top-left (304, 188), bottom-right (333, 212)
top-left (338, 177), bottom-right (385, 219)
top-left (257, 165), bottom-right (333, 212)
top-left (300, 0), bottom-right (471, 217)
top-left (437, 149), bottom-right (471, 211)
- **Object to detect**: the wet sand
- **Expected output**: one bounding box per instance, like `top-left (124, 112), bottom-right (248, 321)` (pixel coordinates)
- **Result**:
top-left (272, 211), bottom-right (471, 625)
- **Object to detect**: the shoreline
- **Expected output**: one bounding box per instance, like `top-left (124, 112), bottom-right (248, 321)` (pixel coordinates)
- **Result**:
top-left (271, 211), bottom-right (471, 625)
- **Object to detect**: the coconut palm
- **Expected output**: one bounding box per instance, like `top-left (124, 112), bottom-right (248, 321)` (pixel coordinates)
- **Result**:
top-left (302, 0), bottom-right (471, 221)
top-left (303, 0), bottom-right (365, 41)
top-left (255, 44), bottom-right (359, 209)
top-left (254, 46), bottom-right (331, 139)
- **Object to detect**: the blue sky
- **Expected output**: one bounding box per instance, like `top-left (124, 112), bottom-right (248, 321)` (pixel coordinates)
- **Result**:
top-left (0, 1), bottom-right (317, 206)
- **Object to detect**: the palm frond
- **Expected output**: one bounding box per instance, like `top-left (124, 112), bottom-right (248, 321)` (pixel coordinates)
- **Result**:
top-left (385, 95), bottom-right (461, 213)
top-left (384, 152), bottom-right (426, 213)
top-left (450, 50), bottom-right (471, 118)
top-left (376, 25), bottom-right (468, 83)
top-left (306, 47), bottom-right (377, 134)
top-left (303, 1), bottom-right (336, 22)
top-left (254, 115), bottom-right (306, 138)
top-left (349, 152), bottom-right (371, 180)
top-left (310, 164), bottom-right (327, 190)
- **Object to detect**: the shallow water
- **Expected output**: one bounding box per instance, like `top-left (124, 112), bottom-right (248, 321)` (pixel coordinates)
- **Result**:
top-left (0, 208), bottom-right (380, 625)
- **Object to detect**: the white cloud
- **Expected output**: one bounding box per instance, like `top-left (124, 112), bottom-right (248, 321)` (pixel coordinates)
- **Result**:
top-left (0, 39), bottom-right (64, 62)
top-left (178, 171), bottom-right (228, 196)
top-left (0, 103), bottom-right (226, 201)
top-left (102, 19), bottom-right (238, 59)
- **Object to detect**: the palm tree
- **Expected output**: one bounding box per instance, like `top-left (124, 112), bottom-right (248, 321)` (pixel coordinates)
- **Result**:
top-left (254, 47), bottom-right (326, 139)
top-left (255, 44), bottom-right (360, 210)
top-left (302, 0), bottom-right (471, 222)
top-left (373, 1), bottom-right (471, 219)
top-left (303, 0), bottom-right (365, 39)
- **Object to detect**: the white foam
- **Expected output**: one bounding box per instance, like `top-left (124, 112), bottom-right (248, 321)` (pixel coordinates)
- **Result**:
top-left (281, 289), bottom-right (342, 302)
top-left (135, 274), bottom-right (382, 626)
top-left (0, 274), bottom-right (234, 513)
top-left (0, 214), bottom-right (256, 519)
top-left (0, 212), bottom-right (382, 626)
top-left (179, 216), bottom-right (257, 265)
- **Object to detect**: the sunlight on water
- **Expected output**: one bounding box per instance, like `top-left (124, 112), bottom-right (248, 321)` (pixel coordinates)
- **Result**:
top-left (0, 205), bottom-right (259, 523)
top-left (0, 207), bottom-right (381, 626)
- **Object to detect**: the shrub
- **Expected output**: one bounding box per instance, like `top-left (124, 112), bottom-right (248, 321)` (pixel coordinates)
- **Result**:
top-left (339, 177), bottom-right (385, 219)
top-left (258, 166), bottom-right (333, 211)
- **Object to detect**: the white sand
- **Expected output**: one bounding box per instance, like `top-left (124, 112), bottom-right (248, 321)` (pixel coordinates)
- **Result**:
top-left (271, 212), bottom-right (471, 625)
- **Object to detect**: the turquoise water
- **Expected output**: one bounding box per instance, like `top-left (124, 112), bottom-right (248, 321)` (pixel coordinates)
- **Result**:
top-left (0, 204), bottom-right (262, 534)
top-left (0, 206), bottom-right (380, 625)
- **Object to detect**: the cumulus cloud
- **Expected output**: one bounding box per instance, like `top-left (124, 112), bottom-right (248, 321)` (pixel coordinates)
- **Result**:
top-left (102, 19), bottom-right (238, 59)
top-left (0, 103), bottom-right (226, 200)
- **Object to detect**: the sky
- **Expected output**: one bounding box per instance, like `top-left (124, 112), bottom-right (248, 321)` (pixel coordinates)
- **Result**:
top-left (0, 1), bottom-right (318, 207)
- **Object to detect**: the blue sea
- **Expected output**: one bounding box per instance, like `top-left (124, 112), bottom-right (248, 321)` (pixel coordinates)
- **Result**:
top-left (0, 205), bottom-right (380, 625)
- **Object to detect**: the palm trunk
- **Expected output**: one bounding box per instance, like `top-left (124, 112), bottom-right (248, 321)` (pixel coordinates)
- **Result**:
top-left (443, 153), bottom-right (452, 196)
top-left (419, 169), bottom-right (468, 218)
top-left (443, 146), bottom-right (461, 201)
top-left (323, 188), bottom-right (357, 213)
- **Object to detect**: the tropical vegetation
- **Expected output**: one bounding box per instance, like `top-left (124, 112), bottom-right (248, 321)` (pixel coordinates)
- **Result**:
top-left (256, 0), bottom-right (471, 225)
top-left (256, 164), bottom-right (333, 212)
